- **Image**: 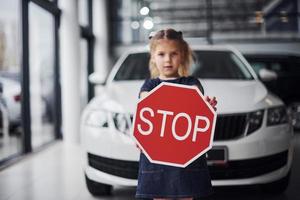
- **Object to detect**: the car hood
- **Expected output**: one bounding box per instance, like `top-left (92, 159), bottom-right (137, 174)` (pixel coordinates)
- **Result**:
top-left (89, 79), bottom-right (283, 114)
top-left (0, 77), bottom-right (21, 96)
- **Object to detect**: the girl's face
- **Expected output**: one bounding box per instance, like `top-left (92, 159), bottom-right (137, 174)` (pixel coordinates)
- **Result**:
top-left (152, 39), bottom-right (182, 79)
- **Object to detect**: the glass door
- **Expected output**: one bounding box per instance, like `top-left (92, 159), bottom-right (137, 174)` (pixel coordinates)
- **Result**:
top-left (28, 2), bottom-right (56, 149)
top-left (0, 0), bottom-right (23, 162)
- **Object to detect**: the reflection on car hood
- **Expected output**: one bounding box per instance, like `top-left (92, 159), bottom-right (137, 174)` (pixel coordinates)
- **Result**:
top-left (90, 79), bottom-right (283, 114)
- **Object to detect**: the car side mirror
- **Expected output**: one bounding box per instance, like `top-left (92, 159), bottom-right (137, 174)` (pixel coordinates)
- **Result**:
top-left (258, 68), bottom-right (277, 82)
top-left (89, 73), bottom-right (106, 85)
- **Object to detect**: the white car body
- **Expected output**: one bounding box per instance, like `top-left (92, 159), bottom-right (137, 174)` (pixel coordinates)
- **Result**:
top-left (0, 77), bottom-right (21, 127)
top-left (81, 45), bottom-right (294, 195)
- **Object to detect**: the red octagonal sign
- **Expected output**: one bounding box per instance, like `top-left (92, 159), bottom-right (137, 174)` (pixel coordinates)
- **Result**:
top-left (132, 82), bottom-right (217, 168)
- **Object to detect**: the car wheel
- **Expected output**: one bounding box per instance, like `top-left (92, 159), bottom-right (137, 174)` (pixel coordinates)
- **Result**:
top-left (85, 174), bottom-right (112, 196)
top-left (261, 170), bottom-right (290, 194)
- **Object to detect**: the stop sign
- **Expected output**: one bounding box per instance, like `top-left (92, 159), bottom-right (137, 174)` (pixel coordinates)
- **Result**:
top-left (132, 82), bottom-right (217, 168)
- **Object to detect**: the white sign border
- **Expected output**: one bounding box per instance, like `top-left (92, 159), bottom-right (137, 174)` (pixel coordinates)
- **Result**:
top-left (131, 81), bottom-right (217, 168)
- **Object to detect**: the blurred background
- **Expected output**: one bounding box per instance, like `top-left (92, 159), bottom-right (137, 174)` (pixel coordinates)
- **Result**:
top-left (0, 0), bottom-right (299, 199)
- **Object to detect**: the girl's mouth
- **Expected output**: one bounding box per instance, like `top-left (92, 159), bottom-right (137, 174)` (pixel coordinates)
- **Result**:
top-left (163, 66), bottom-right (173, 69)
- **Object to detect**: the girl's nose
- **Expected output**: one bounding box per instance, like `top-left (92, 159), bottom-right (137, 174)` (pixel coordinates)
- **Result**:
top-left (164, 54), bottom-right (171, 62)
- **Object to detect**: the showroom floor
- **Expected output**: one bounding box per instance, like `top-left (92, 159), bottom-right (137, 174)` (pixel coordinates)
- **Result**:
top-left (0, 134), bottom-right (299, 200)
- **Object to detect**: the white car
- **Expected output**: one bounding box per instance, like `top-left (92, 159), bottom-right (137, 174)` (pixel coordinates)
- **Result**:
top-left (0, 76), bottom-right (21, 132)
top-left (81, 45), bottom-right (294, 196)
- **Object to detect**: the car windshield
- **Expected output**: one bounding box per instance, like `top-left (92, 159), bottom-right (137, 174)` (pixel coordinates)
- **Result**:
top-left (114, 50), bottom-right (254, 81)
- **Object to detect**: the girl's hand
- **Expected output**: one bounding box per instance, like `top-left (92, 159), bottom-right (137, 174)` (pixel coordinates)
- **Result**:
top-left (205, 96), bottom-right (217, 111)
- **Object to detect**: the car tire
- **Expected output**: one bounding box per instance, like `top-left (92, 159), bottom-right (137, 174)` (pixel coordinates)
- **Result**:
top-left (85, 174), bottom-right (112, 196)
top-left (261, 170), bottom-right (290, 194)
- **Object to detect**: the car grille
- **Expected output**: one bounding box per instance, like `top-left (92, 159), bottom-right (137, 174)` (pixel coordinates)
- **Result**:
top-left (130, 114), bottom-right (247, 141)
top-left (88, 151), bottom-right (288, 180)
top-left (88, 153), bottom-right (139, 179)
top-left (214, 114), bottom-right (247, 141)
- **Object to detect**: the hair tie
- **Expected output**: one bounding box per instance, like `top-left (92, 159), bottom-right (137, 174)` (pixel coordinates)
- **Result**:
top-left (178, 31), bottom-right (183, 38)
top-left (148, 31), bottom-right (156, 40)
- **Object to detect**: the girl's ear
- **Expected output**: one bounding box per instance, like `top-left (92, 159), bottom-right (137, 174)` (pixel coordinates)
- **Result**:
top-left (149, 58), bottom-right (154, 67)
top-left (150, 54), bottom-right (155, 62)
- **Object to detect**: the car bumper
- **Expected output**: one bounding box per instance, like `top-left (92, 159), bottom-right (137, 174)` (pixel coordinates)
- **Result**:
top-left (81, 123), bottom-right (294, 186)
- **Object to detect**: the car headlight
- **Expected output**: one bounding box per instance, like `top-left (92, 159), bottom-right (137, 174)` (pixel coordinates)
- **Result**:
top-left (247, 110), bottom-right (264, 134)
top-left (267, 106), bottom-right (288, 126)
top-left (84, 109), bottom-right (131, 135)
top-left (112, 113), bottom-right (131, 135)
top-left (85, 109), bottom-right (109, 128)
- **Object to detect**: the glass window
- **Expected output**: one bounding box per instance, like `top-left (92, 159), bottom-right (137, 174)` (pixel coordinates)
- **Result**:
top-left (0, 0), bottom-right (23, 161)
top-left (191, 51), bottom-right (253, 79)
top-left (114, 51), bottom-right (254, 81)
top-left (29, 2), bottom-right (56, 149)
top-left (114, 53), bottom-right (150, 81)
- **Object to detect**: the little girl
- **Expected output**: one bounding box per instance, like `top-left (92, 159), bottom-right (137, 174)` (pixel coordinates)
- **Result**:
top-left (135, 29), bottom-right (217, 200)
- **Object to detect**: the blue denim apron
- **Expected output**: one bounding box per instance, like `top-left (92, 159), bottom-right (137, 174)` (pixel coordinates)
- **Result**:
top-left (135, 153), bottom-right (213, 199)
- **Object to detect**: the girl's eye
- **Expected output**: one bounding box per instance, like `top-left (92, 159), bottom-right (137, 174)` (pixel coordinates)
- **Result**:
top-left (158, 53), bottom-right (164, 56)
top-left (171, 52), bottom-right (179, 57)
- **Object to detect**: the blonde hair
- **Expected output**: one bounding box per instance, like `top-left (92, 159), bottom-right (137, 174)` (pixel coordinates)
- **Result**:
top-left (148, 29), bottom-right (193, 78)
